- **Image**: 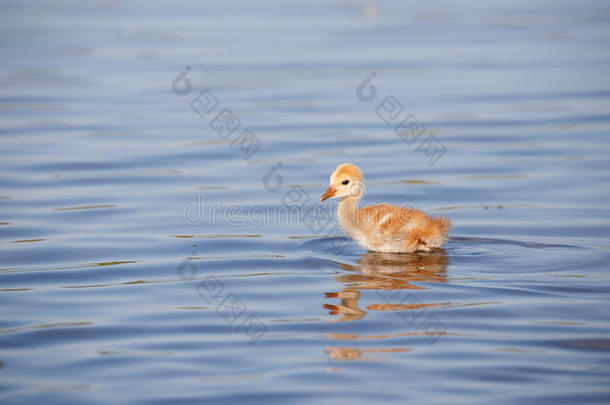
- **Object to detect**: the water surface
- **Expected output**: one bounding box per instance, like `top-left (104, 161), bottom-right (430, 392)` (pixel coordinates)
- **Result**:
top-left (1, 1), bottom-right (610, 403)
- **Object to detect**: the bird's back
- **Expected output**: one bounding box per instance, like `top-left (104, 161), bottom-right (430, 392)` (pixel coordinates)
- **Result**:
top-left (356, 203), bottom-right (450, 252)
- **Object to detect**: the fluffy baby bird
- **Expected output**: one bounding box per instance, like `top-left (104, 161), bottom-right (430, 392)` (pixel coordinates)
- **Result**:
top-left (320, 163), bottom-right (450, 253)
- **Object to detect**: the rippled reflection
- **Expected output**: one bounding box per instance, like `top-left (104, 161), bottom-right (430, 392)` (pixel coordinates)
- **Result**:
top-left (325, 347), bottom-right (411, 361)
top-left (325, 250), bottom-right (449, 359)
top-left (325, 250), bottom-right (449, 322)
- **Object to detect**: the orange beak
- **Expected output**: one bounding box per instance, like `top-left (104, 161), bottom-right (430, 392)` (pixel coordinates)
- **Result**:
top-left (320, 186), bottom-right (336, 202)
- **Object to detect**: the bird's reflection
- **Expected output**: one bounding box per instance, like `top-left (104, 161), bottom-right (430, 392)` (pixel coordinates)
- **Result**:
top-left (325, 346), bottom-right (411, 361)
top-left (324, 249), bottom-right (449, 360)
top-left (324, 249), bottom-right (449, 322)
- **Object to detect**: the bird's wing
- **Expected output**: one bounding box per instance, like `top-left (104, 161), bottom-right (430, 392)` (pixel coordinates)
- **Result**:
top-left (359, 203), bottom-right (419, 240)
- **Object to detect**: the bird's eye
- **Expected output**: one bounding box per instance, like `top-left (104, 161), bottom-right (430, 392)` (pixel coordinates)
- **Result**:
top-left (342, 180), bottom-right (349, 185)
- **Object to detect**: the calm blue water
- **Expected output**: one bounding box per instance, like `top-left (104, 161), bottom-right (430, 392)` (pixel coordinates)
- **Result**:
top-left (1, 1), bottom-right (610, 403)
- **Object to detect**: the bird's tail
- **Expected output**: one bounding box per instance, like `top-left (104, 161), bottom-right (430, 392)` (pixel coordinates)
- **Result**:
top-left (429, 216), bottom-right (451, 247)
